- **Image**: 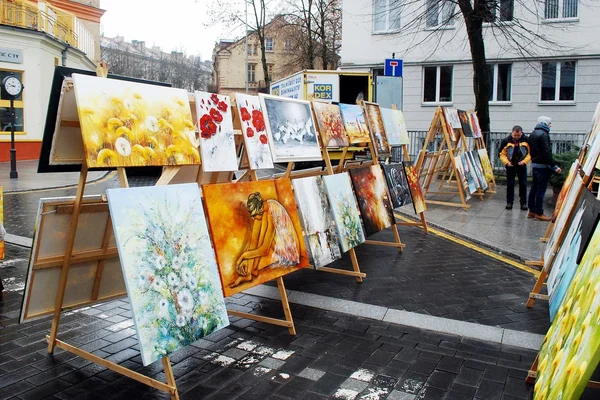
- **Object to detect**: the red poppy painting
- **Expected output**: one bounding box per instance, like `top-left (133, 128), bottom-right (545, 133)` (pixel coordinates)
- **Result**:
top-left (235, 93), bottom-right (274, 169)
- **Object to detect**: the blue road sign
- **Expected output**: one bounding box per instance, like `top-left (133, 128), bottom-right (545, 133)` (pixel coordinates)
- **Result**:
top-left (384, 59), bottom-right (403, 77)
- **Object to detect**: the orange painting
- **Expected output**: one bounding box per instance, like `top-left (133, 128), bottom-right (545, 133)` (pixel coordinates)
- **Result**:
top-left (202, 179), bottom-right (310, 297)
top-left (404, 162), bottom-right (427, 214)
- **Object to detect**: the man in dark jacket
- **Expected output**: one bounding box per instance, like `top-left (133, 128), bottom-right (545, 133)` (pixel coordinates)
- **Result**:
top-left (499, 125), bottom-right (531, 210)
top-left (527, 116), bottom-right (561, 221)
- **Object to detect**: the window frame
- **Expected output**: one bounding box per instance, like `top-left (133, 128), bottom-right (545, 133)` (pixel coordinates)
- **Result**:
top-left (265, 38), bottom-right (274, 52)
top-left (422, 65), bottom-right (454, 105)
top-left (247, 64), bottom-right (256, 83)
top-left (372, 0), bottom-right (402, 34)
top-left (0, 69), bottom-right (25, 136)
top-left (543, 0), bottom-right (579, 21)
top-left (482, 0), bottom-right (515, 24)
top-left (488, 63), bottom-right (513, 104)
top-left (539, 60), bottom-right (577, 104)
top-left (424, 0), bottom-right (456, 29)
top-left (284, 39), bottom-right (293, 52)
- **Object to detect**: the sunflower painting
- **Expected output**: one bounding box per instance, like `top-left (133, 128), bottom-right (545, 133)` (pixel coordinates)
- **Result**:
top-left (363, 102), bottom-right (390, 157)
top-left (349, 166), bottom-right (395, 237)
top-left (380, 108), bottom-right (410, 146)
top-left (312, 102), bottom-right (349, 147)
top-left (106, 183), bottom-right (229, 366)
top-left (202, 179), bottom-right (309, 297)
top-left (339, 103), bottom-right (370, 144)
top-left (235, 93), bottom-right (274, 170)
top-left (403, 161), bottom-right (427, 214)
top-left (72, 74), bottom-right (199, 168)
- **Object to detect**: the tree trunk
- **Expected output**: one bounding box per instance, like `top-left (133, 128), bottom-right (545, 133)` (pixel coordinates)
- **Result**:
top-left (319, 4), bottom-right (327, 69)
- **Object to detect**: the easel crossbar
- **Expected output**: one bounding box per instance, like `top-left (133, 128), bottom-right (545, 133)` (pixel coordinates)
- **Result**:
top-left (318, 266), bottom-right (366, 278)
top-left (227, 310), bottom-right (293, 328)
top-left (363, 240), bottom-right (406, 249)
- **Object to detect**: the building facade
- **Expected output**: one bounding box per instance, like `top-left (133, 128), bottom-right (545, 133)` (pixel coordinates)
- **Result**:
top-left (0, 0), bottom-right (103, 161)
top-left (341, 0), bottom-right (599, 133)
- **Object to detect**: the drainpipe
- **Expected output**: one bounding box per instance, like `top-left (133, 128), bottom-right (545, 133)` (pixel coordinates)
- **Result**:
top-left (61, 45), bottom-right (68, 66)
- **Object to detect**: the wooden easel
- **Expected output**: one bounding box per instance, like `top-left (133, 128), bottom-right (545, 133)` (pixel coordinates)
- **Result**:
top-left (526, 355), bottom-right (600, 388)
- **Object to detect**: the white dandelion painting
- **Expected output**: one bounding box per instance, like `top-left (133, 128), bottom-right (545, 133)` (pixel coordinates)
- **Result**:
top-left (106, 183), bottom-right (229, 366)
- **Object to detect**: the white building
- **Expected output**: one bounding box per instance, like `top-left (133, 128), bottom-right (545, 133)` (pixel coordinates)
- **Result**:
top-left (341, 0), bottom-right (599, 133)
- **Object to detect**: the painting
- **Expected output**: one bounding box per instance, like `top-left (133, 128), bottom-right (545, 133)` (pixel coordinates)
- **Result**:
top-left (106, 183), bottom-right (228, 366)
top-left (469, 150), bottom-right (488, 190)
top-left (235, 93), bottom-right (274, 170)
top-left (454, 156), bottom-right (472, 201)
top-left (322, 173), bottom-right (366, 252)
top-left (292, 177), bottom-right (342, 268)
top-left (443, 107), bottom-right (461, 129)
top-left (203, 178), bottom-right (309, 297)
top-left (534, 223), bottom-right (600, 400)
top-left (552, 161), bottom-right (580, 221)
top-left (469, 112), bottom-right (483, 139)
top-left (194, 91), bottom-right (238, 172)
top-left (363, 102), bottom-right (390, 157)
top-left (380, 108), bottom-right (410, 146)
top-left (259, 94), bottom-right (322, 162)
top-left (403, 161), bottom-right (427, 214)
top-left (72, 74), bottom-right (199, 168)
top-left (459, 154), bottom-right (478, 194)
top-left (339, 103), bottom-right (371, 144)
top-left (547, 189), bottom-right (600, 321)
top-left (477, 149), bottom-right (494, 184)
top-left (312, 102), bottom-right (349, 147)
top-left (349, 166), bottom-right (395, 237)
top-left (458, 110), bottom-right (474, 137)
top-left (382, 164), bottom-right (413, 209)
top-left (582, 122), bottom-right (600, 177)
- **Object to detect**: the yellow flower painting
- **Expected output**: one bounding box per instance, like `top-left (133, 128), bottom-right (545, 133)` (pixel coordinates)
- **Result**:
top-left (72, 74), bottom-right (200, 168)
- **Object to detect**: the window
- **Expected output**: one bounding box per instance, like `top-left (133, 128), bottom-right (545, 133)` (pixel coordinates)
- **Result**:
top-left (373, 0), bottom-right (401, 32)
top-left (487, 64), bottom-right (512, 102)
top-left (541, 61), bottom-right (576, 101)
top-left (425, 0), bottom-right (455, 28)
top-left (284, 39), bottom-right (293, 52)
top-left (423, 65), bottom-right (453, 103)
top-left (265, 38), bottom-right (274, 52)
top-left (253, 44), bottom-right (258, 56)
top-left (483, 0), bottom-right (514, 22)
top-left (0, 70), bottom-right (24, 134)
top-left (545, 0), bottom-right (578, 19)
top-left (248, 64), bottom-right (256, 83)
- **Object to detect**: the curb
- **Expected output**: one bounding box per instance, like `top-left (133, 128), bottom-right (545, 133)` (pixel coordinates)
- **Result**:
top-left (4, 171), bottom-right (116, 194)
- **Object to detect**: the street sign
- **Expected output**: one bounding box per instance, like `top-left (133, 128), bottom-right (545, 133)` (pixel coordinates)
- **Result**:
top-left (384, 58), bottom-right (403, 77)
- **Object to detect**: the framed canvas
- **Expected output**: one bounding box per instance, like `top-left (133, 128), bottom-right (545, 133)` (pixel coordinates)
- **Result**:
top-left (258, 94), bottom-right (322, 162)
top-left (338, 103), bottom-right (371, 144)
top-left (195, 91), bottom-right (238, 172)
top-left (552, 161), bottom-right (580, 221)
top-left (443, 107), bottom-right (461, 129)
top-left (203, 178), bottom-right (310, 297)
top-left (349, 165), bottom-right (395, 237)
top-left (72, 74), bottom-right (199, 168)
top-left (380, 107), bottom-right (410, 146)
top-left (292, 176), bottom-right (342, 268)
top-left (403, 161), bottom-right (427, 214)
top-left (322, 173), bottom-right (366, 252)
top-left (382, 163), bottom-right (413, 209)
top-left (460, 154), bottom-right (478, 194)
top-left (107, 183), bottom-right (228, 366)
top-left (477, 149), bottom-right (494, 184)
top-left (458, 110), bottom-right (474, 137)
top-left (581, 122), bottom-right (600, 177)
top-left (312, 102), bottom-right (349, 147)
top-left (363, 102), bottom-right (390, 157)
top-left (235, 93), bottom-right (274, 170)
top-left (469, 112), bottom-right (483, 138)
top-left (469, 150), bottom-right (488, 191)
top-left (453, 156), bottom-right (472, 201)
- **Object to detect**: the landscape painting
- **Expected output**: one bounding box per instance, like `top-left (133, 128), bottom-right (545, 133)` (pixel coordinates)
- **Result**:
top-left (339, 103), bottom-right (371, 144)
top-left (235, 93), bottom-right (274, 170)
top-left (382, 163), bottom-right (413, 208)
top-left (202, 178), bottom-right (310, 297)
top-left (106, 183), bottom-right (229, 366)
top-left (403, 161), bottom-right (427, 214)
top-left (380, 107), bottom-right (410, 146)
top-left (292, 176), bottom-right (342, 268)
top-left (323, 173), bottom-right (366, 252)
top-left (363, 102), bottom-right (390, 157)
top-left (73, 74), bottom-right (199, 168)
top-left (349, 165), bottom-right (395, 237)
top-left (312, 102), bottom-right (349, 147)
top-left (458, 110), bottom-right (474, 137)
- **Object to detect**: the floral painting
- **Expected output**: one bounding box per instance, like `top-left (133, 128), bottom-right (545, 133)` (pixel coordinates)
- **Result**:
top-left (403, 162), bottom-right (427, 214)
top-left (339, 103), bottom-right (371, 144)
top-left (195, 91), bottom-right (238, 172)
top-left (292, 176), bottom-right (342, 268)
top-left (349, 166), bottom-right (395, 237)
top-left (106, 183), bottom-right (229, 366)
top-left (453, 156), bottom-right (472, 201)
top-left (380, 108), bottom-right (410, 146)
top-left (234, 93), bottom-right (274, 170)
top-left (469, 112), bottom-right (483, 138)
top-left (259, 94), bottom-right (322, 162)
top-left (363, 102), bottom-right (390, 157)
top-left (202, 178), bottom-right (310, 297)
top-left (477, 149), bottom-right (494, 184)
top-left (535, 222), bottom-right (600, 400)
top-left (312, 102), bottom-right (349, 147)
top-left (73, 74), bottom-right (199, 168)
top-left (458, 110), bottom-right (474, 137)
top-left (322, 173), bottom-right (366, 252)
top-left (382, 164), bottom-right (413, 209)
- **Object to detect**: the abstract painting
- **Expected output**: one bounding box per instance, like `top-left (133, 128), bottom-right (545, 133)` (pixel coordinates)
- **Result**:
top-left (477, 149), bottom-right (494, 184)
top-left (259, 94), bottom-right (322, 162)
top-left (323, 173), bottom-right (366, 252)
top-left (349, 166), bottom-right (395, 237)
top-left (235, 93), bottom-right (274, 170)
top-left (403, 161), bottom-right (427, 214)
top-left (552, 161), bottom-right (580, 221)
top-left (106, 183), bottom-right (228, 366)
top-left (547, 189), bottom-right (600, 321)
top-left (535, 223), bottom-right (600, 400)
top-left (469, 150), bottom-right (488, 190)
top-left (195, 91), bottom-right (238, 172)
top-left (469, 112), bottom-right (483, 138)
top-left (312, 102), bottom-right (349, 147)
top-left (458, 110), bottom-right (474, 137)
top-left (460, 154), bottom-right (478, 194)
top-left (292, 176), bottom-right (342, 268)
top-left (339, 103), bottom-right (371, 144)
top-left (202, 178), bottom-right (310, 297)
top-left (380, 107), bottom-right (410, 146)
top-left (363, 102), bottom-right (390, 157)
top-left (72, 74), bottom-right (199, 168)
top-left (454, 156), bottom-right (472, 201)
top-left (382, 163), bottom-right (413, 209)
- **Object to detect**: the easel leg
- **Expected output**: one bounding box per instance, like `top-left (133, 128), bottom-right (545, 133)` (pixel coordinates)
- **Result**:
top-left (419, 212), bottom-right (429, 234)
top-left (526, 269), bottom-right (548, 308)
top-left (349, 249), bottom-right (363, 283)
top-left (526, 355), bottom-right (539, 384)
top-left (276, 277), bottom-right (296, 335)
top-left (162, 357), bottom-right (180, 400)
top-left (392, 224), bottom-right (403, 253)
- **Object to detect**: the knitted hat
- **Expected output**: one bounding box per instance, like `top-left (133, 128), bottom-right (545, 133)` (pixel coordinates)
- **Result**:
top-left (537, 116), bottom-right (552, 127)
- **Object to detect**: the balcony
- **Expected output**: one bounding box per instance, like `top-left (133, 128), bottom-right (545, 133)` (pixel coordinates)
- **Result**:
top-left (0, 0), bottom-right (97, 60)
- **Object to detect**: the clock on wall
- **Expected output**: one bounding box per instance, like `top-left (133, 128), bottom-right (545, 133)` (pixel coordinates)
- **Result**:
top-left (2, 74), bottom-right (23, 98)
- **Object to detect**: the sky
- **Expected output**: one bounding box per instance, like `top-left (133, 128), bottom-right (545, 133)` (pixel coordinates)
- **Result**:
top-left (99, 0), bottom-right (237, 61)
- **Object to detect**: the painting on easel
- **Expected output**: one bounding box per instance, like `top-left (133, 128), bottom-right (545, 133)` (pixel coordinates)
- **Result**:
top-left (292, 176), bottom-right (342, 268)
top-left (459, 154), bottom-right (478, 194)
top-left (477, 149), bottom-right (494, 184)
top-left (458, 110), bottom-right (474, 137)
top-left (382, 164), bottom-right (413, 208)
top-left (349, 166), bottom-right (395, 236)
top-left (107, 184), bottom-right (229, 366)
top-left (469, 151), bottom-right (488, 191)
top-left (338, 103), bottom-right (371, 144)
top-left (203, 179), bottom-right (310, 297)
top-left (469, 112), bottom-right (483, 138)
top-left (235, 93), bottom-right (274, 170)
top-left (312, 102), bottom-right (349, 147)
top-left (380, 108), bottom-right (410, 146)
top-left (403, 162), bottom-right (427, 214)
top-left (363, 102), bottom-right (391, 157)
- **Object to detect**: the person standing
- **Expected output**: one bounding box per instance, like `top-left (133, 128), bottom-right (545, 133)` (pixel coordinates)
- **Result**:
top-left (499, 125), bottom-right (531, 210)
top-left (527, 116), bottom-right (562, 221)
